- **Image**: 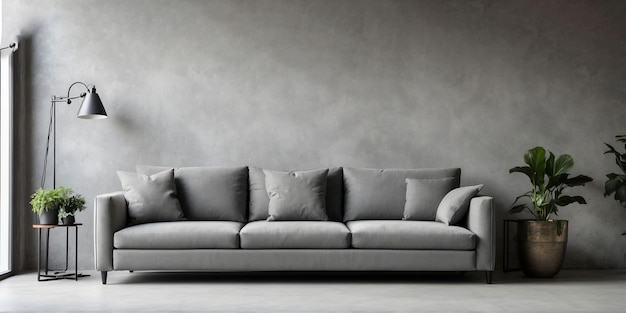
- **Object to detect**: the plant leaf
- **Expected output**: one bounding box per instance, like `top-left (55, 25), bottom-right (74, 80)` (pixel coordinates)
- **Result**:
top-left (555, 195), bottom-right (587, 206)
top-left (607, 173), bottom-right (619, 180)
top-left (553, 154), bottom-right (574, 176)
top-left (546, 152), bottom-right (556, 176)
top-left (605, 143), bottom-right (619, 155)
top-left (564, 174), bottom-right (593, 187)
top-left (557, 220), bottom-right (563, 236)
top-left (509, 166), bottom-right (534, 181)
top-left (605, 179), bottom-right (622, 197)
top-left (508, 204), bottom-right (528, 214)
top-left (524, 147), bottom-right (546, 186)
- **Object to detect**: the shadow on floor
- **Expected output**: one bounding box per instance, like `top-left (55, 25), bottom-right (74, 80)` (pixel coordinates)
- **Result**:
top-left (109, 271), bottom-right (487, 285)
top-left (105, 269), bottom-right (626, 285)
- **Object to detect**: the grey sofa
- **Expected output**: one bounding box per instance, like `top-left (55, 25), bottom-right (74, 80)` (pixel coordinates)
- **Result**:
top-left (94, 166), bottom-right (495, 284)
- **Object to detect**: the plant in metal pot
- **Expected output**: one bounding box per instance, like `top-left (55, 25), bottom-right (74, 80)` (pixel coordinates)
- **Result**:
top-left (604, 135), bottom-right (626, 236)
top-left (58, 191), bottom-right (86, 225)
top-left (509, 146), bottom-right (593, 277)
top-left (30, 186), bottom-right (71, 225)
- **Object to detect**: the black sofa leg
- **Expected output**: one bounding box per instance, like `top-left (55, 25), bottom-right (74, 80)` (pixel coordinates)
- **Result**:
top-left (486, 271), bottom-right (493, 284)
top-left (101, 271), bottom-right (108, 285)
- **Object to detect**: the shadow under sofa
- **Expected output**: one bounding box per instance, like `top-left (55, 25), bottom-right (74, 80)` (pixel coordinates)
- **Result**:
top-left (94, 166), bottom-right (495, 284)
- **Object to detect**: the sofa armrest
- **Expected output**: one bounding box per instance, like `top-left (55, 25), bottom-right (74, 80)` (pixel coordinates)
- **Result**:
top-left (94, 191), bottom-right (128, 271)
top-left (467, 196), bottom-right (495, 271)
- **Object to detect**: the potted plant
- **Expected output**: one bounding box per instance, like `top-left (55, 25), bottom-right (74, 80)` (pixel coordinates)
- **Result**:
top-left (59, 193), bottom-right (86, 225)
top-left (509, 146), bottom-right (593, 277)
top-left (29, 186), bottom-right (70, 225)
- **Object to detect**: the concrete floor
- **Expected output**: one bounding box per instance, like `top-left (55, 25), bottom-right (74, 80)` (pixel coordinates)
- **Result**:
top-left (1, 270), bottom-right (625, 312)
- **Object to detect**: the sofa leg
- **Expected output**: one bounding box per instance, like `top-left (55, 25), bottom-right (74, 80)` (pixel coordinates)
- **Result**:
top-left (101, 271), bottom-right (108, 285)
top-left (485, 271), bottom-right (493, 284)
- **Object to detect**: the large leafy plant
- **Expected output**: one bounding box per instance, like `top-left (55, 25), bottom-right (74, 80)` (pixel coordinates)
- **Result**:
top-left (509, 147), bottom-right (593, 221)
top-left (604, 135), bottom-right (626, 208)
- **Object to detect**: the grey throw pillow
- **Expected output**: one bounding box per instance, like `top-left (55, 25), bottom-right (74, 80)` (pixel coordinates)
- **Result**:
top-left (435, 185), bottom-right (483, 225)
top-left (117, 169), bottom-right (185, 225)
top-left (248, 167), bottom-right (344, 222)
top-left (136, 165), bottom-right (248, 222)
top-left (342, 167), bottom-right (461, 221)
top-left (264, 169), bottom-right (329, 221)
top-left (403, 177), bottom-right (457, 221)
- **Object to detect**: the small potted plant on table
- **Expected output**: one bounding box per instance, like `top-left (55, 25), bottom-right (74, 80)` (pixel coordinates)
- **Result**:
top-left (59, 192), bottom-right (86, 225)
top-left (30, 186), bottom-right (86, 225)
top-left (509, 146), bottom-right (593, 277)
top-left (30, 187), bottom-right (69, 225)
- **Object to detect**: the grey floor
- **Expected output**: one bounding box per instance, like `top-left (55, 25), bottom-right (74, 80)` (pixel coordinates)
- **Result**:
top-left (1, 270), bottom-right (625, 312)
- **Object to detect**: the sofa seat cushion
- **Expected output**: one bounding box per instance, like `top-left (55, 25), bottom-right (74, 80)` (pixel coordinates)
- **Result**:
top-left (346, 220), bottom-right (476, 250)
top-left (240, 221), bottom-right (351, 249)
top-left (114, 221), bottom-right (244, 249)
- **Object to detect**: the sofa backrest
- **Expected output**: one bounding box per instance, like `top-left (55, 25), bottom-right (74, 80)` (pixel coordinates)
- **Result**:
top-left (136, 165), bottom-right (249, 222)
top-left (248, 167), bottom-right (344, 222)
top-left (342, 167), bottom-right (461, 221)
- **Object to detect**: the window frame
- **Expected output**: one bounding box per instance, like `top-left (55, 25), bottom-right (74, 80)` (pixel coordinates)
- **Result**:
top-left (0, 46), bottom-right (14, 279)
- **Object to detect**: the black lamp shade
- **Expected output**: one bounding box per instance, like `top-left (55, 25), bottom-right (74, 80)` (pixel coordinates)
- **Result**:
top-left (77, 88), bottom-right (107, 119)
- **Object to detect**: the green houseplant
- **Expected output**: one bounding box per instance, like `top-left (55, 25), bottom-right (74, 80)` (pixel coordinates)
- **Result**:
top-left (509, 146), bottom-right (593, 277)
top-left (604, 135), bottom-right (626, 214)
top-left (59, 193), bottom-right (86, 225)
top-left (30, 186), bottom-right (85, 225)
top-left (30, 186), bottom-right (71, 225)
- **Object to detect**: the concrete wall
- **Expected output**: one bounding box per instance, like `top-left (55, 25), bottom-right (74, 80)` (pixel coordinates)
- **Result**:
top-left (2, 0), bottom-right (625, 271)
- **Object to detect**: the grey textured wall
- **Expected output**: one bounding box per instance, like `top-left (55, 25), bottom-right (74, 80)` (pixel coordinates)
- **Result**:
top-left (2, 0), bottom-right (626, 271)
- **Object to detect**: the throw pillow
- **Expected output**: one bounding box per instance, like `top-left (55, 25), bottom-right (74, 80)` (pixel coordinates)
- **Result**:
top-left (403, 177), bottom-right (457, 221)
top-left (136, 165), bottom-right (248, 222)
top-left (117, 169), bottom-right (185, 225)
top-left (264, 168), bottom-right (329, 221)
top-left (435, 184), bottom-right (483, 226)
top-left (248, 167), bottom-right (344, 222)
top-left (342, 167), bottom-right (461, 221)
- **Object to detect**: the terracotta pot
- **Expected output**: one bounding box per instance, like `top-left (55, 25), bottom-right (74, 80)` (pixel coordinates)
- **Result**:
top-left (517, 220), bottom-right (568, 278)
top-left (39, 209), bottom-right (59, 225)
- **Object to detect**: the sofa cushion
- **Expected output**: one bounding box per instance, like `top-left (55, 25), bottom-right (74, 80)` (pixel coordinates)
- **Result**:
top-left (403, 177), bottom-right (457, 221)
top-left (136, 165), bottom-right (248, 222)
top-left (249, 167), bottom-right (343, 222)
top-left (347, 220), bottom-right (476, 250)
top-left (117, 169), bottom-right (185, 225)
top-left (436, 185), bottom-right (484, 226)
top-left (264, 169), bottom-right (329, 221)
top-left (240, 221), bottom-right (351, 249)
top-left (114, 221), bottom-right (244, 249)
top-left (343, 168), bottom-right (461, 221)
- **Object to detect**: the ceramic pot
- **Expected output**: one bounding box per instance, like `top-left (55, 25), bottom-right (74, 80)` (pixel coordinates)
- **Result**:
top-left (61, 216), bottom-right (75, 225)
top-left (39, 209), bottom-right (59, 225)
top-left (517, 220), bottom-right (568, 278)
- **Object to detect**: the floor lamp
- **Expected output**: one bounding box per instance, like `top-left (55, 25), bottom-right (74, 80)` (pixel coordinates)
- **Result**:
top-left (40, 82), bottom-right (107, 189)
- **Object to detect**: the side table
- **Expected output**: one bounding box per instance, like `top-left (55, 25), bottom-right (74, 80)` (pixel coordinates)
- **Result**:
top-left (503, 219), bottom-right (521, 272)
top-left (33, 224), bottom-right (90, 281)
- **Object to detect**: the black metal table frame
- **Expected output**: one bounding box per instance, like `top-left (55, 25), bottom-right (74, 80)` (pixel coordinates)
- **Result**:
top-left (35, 224), bottom-right (90, 281)
top-left (503, 219), bottom-right (521, 272)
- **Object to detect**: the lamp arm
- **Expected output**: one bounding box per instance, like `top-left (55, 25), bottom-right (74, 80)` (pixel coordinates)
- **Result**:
top-left (51, 81), bottom-right (93, 104)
